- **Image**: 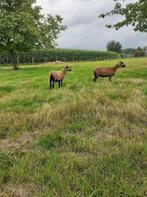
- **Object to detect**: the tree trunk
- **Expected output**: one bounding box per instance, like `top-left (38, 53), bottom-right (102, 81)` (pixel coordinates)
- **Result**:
top-left (10, 50), bottom-right (19, 70)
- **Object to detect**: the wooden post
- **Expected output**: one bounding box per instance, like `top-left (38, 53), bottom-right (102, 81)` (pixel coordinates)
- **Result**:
top-left (17, 56), bottom-right (19, 65)
top-left (32, 56), bottom-right (34, 64)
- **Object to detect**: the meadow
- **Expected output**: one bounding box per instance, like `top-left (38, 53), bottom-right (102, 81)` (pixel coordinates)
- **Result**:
top-left (0, 58), bottom-right (147, 196)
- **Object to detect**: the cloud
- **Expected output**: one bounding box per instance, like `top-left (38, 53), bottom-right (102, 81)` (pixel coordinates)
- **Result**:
top-left (37, 0), bottom-right (147, 50)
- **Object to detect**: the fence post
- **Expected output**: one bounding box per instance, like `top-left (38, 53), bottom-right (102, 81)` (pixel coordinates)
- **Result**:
top-left (7, 56), bottom-right (9, 64)
top-left (17, 56), bottom-right (19, 65)
top-left (32, 56), bottom-right (34, 64)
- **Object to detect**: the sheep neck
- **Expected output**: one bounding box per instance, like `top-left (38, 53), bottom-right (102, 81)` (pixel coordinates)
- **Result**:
top-left (113, 65), bottom-right (119, 72)
top-left (63, 70), bottom-right (67, 74)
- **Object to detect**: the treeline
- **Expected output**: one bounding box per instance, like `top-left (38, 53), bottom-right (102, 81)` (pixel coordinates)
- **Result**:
top-left (0, 49), bottom-right (120, 64)
top-left (122, 47), bottom-right (147, 57)
top-left (106, 40), bottom-right (147, 58)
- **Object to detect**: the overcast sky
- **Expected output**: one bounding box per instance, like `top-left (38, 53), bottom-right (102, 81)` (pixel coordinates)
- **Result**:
top-left (37, 0), bottom-right (147, 50)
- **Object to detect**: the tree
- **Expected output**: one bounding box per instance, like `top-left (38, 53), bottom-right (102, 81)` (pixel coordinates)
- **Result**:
top-left (0, 0), bottom-right (66, 69)
top-left (99, 0), bottom-right (147, 32)
top-left (143, 46), bottom-right (147, 55)
top-left (132, 47), bottom-right (145, 57)
top-left (107, 40), bottom-right (122, 53)
top-left (122, 48), bottom-right (135, 55)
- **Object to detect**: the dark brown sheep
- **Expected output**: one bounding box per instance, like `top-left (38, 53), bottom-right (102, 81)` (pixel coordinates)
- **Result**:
top-left (93, 61), bottom-right (126, 82)
top-left (49, 65), bottom-right (72, 89)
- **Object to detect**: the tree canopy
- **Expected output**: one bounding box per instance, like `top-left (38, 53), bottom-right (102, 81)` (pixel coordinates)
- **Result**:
top-left (0, 0), bottom-right (66, 69)
top-left (99, 0), bottom-right (147, 32)
top-left (107, 40), bottom-right (122, 53)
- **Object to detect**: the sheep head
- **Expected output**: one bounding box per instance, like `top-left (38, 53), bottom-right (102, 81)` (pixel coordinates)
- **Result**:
top-left (63, 65), bottom-right (72, 72)
top-left (117, 61), bottom-right (126, 68)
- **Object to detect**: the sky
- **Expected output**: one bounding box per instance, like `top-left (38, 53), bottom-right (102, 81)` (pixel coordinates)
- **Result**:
top-left (37, 0), bottom-right (147, 51)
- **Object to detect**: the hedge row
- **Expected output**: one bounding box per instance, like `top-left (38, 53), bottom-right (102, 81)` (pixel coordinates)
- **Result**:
top-left (0, 49), bottom-right (120, 64)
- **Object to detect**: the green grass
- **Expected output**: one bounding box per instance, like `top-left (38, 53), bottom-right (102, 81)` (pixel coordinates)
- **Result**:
top-left (0, 58), bottom-right (147, 196)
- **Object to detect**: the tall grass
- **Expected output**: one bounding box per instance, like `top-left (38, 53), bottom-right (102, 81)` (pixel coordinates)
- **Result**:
top-left (0, 58), bottom-right (147, 196)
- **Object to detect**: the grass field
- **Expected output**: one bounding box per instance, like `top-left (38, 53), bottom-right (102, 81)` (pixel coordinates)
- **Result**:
top-left (0, 58), bottom-right (147, 196)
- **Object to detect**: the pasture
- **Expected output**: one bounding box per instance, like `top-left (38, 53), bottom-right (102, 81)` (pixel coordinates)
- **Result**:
top-left (0, 58), bottom-right (147, 196)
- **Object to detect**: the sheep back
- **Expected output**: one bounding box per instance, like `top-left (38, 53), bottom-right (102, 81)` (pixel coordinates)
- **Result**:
top-left (49, 71), bottom-right (64, 81)
top-left (94, 67), bottom-right (115, 77)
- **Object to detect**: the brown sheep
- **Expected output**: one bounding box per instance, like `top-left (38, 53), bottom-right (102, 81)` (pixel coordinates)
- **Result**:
top-left (93, 61), bottom-right (126, 82)
top-left (49, 65), bottom-right (72, 89)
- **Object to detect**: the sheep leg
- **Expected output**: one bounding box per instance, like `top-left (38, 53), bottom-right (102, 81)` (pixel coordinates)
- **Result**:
top-left (61, 80), bottom-right (63, 87)
top-left (58, 81), bottom-right (61, 88)
top-left (109, 76), bottom-right (112, 82)
top-left (50, 80), bottom-right (52, 89)
top-left (50, 80), bottom-right (54, 89)
top-left (52, 81), bottom-right (54, 88)
top-left (93, 76), bottom-right (98, 82)
top-left (93, 72), bottom-right (98, 82)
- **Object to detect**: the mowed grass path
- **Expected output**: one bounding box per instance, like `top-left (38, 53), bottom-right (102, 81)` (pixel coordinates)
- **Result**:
top-left (0, 58), bottom-right (147, 196)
